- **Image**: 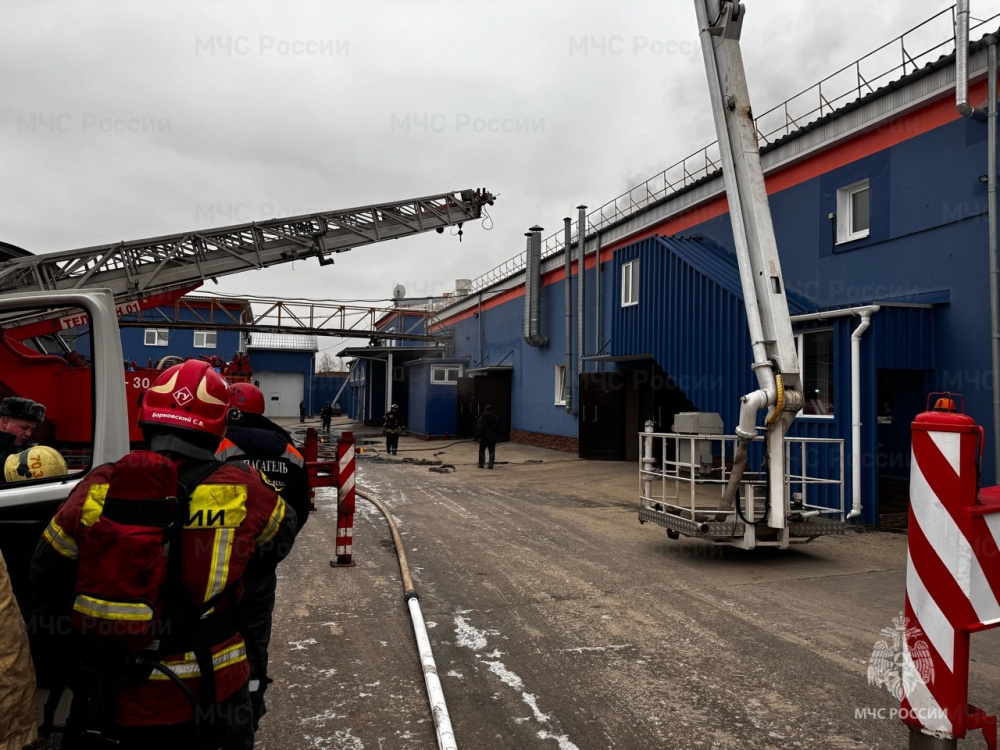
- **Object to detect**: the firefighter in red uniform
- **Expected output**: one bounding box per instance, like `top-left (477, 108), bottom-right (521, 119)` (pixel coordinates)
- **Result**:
top-left (28, 360), bottom-right (297, 749)
top-left (217, 382), bottom-right (310, 728)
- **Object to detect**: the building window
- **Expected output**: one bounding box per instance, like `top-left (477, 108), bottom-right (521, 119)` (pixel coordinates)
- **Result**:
top-left (144, 328), bottom-right (168, 347)
top-left (621, 259), bottom-right (639, 307)
top-left (836, 179), bottom-right (870, 244)
top-left (193, 330), bottom-right (217, 349)
top-left (430, 365), bottom-right (462, 384)
top-left (796, 329), bottom-right (835, 417)
top-left (554, 364), bottom-right (567, 406)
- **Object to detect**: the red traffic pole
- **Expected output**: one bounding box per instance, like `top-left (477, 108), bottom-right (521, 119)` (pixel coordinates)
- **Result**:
top-left (331, 430), bottom-right (356, 568)
top-left (303, 427), bottom-right (319, 511)
top-left (901, 394), bottom-right (999, 749)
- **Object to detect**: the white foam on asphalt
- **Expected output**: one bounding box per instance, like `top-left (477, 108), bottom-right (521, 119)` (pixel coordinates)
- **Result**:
top-left (289, 637), bottom-right (318, 650)
top-left (454, 615), bottom-right (492, 650)
top-left (559, 644), bottom-right (633, 654)
top-left (483, 660), bottom-right (523, 690)
top-left (452, 612), bottom-right (579, 750)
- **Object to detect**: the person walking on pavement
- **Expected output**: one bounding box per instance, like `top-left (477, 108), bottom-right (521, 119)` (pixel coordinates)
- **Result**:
top-left (320, 402), bottom-right (334, 433)
top-left (475, 405), bottom-right (501, 469)
top-left (298, 399), bottom-right (306, 423)
top-left (28, 360), bottom-right (297, 750)
top-left (217, 383), bottom-right (311, 730)
top-left (382, 404), bottom-right (403, 455)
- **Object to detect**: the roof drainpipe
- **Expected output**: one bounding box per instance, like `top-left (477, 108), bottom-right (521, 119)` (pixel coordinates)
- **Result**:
top-left (848, 306), bottom-right (879, 520)
top-left (957, 0), bottom-right (988, 121)
top-left (523, 226), bottom-right (547, 348)
top-left (577, 205), bottom-right (587, 375)
top-left (959, 3), bottom-right (1000, 480)
top-left (563, 217), bottom-right (575, 414)
top-left (988, 34), bottom-right (1000, 483)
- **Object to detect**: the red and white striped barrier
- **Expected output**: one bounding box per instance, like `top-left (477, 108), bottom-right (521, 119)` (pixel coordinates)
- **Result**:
top-left (331, 430), bottom-right (356, 567)
top-left (902, 395), bottom-right (998, 749)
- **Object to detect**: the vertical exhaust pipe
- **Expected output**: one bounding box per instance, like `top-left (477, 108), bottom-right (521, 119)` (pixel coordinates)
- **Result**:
top-left (523, 226), bottom-right (548, 347)
top-left (595, 229), bottom-right (602, 363)
top-left (564, 217), bottom-right (574, 413)
top-left (957, 0), bottom-right (988, 120)
top-left (577, 205), bottom-right (587, 375)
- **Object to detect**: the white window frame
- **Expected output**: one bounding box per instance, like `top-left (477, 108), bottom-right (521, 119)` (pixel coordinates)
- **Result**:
top-left (144, 328), bottom-right (169, 347)
top-left (554, 364), bottom-right (567, 406)
top-left (795, 329), bottom-right (835, 419)
top-left (621, 259), bottom-right (639, 307)
top-left (836, 179), bottom-right (870, 244)
top-left (193, 330), bottom-right (217, 349)
top-left (430, 365), bottom-right (462, 384)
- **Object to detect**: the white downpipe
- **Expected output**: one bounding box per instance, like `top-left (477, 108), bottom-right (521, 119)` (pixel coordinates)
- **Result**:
top-left (848, 308), bottom-right (877, 519)
top-left (791, 304), bottom-right (880, 520)
top-left (408, 596), bottom-right (458, 750)
top-left (792, 305), bottom-right (881, 519)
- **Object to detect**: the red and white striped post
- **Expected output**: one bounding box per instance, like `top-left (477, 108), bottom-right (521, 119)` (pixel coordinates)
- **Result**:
top-left (902, 394), bottom-right (999, 750)
top-left (331, 430), bottom-right (356, 567)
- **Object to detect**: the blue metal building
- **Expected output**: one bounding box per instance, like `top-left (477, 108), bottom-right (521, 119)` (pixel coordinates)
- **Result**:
top-left (428, 25), bottom-right (999, 526)
top-left (75, 296), bottom-right (245, 367)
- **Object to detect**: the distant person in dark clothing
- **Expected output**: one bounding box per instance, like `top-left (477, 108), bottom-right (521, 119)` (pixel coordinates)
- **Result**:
top-left (475, 405), bottom-right (501, 469)
top-left (320, 402), bottom-right (334, 432)
top-left (382, 404), bottom-right (403, 455)
top-left (299, 399), bottom-right (306, 422)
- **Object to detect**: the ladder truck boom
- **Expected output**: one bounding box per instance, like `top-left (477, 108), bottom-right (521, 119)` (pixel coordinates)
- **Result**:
top-left (638, 2), bottom-right (848, 552)
top-left (0, 188), bottom-right (494, 305)
top-left (694, 1), bottom-right (802, 535)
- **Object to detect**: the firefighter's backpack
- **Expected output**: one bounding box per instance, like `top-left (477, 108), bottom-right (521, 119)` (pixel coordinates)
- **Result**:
top-left (70, 451), bottom-right (223, 647)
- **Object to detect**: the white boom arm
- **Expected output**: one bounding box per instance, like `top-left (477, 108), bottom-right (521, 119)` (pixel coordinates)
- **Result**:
top-left (694, 1), bottom-right (802, 531)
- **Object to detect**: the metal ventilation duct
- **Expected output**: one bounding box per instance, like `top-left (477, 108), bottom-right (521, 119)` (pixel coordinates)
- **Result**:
top-left (523, 225), bottom-right (547, 347)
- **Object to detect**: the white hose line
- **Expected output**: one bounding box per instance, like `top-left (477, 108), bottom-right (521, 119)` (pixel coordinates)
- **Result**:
top-left (408, 595), bottom-right (458, 750)
top-left (356, 486), bottom-right (458, 750)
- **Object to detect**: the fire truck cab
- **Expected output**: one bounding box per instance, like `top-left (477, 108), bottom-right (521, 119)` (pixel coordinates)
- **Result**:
top-left (0, 289), bottom-right (130, 596)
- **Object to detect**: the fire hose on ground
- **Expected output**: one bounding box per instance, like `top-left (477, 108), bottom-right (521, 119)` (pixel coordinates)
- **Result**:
top-left (355, 485), bottom-right (458, 750)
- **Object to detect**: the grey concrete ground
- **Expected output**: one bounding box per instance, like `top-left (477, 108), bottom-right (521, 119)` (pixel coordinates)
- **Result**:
top-left (255, 428), bottom-right (1000, 749)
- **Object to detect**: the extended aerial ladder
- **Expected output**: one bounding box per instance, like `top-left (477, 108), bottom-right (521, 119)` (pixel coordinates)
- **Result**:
top-left (0, 188), bottom-right (494, 312)
top-left (638, 2), bottom-right (844, 548)
top-left (0, 188), bottom-right (494, 442)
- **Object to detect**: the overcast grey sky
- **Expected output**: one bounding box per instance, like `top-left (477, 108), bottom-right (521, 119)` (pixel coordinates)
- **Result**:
top-left (2, 1), bottom-right (998, 358)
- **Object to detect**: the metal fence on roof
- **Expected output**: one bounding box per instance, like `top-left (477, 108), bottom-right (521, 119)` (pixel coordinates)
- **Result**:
top-left (464, 5), bottom-right (1000, 298)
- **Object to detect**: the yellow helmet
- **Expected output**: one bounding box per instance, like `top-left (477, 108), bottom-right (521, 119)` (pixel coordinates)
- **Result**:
top-left (4, 446), bottom-right (68, 482)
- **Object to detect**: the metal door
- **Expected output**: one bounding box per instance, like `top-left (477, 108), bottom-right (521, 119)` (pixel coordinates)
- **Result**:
top-left (457, 375), bottom-right (476, 438)
top-left (579, 372), bottom-right (625, 460)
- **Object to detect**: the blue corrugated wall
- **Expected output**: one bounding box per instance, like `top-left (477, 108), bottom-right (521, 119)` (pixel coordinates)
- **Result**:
top-left (440, 107), bottom-right (998, 523)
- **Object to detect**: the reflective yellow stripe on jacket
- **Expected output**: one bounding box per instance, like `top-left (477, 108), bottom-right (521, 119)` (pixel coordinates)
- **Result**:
top-left (186, 484), bottom-right (248, 604)
top-left (72, 594), bottom-right (153, 622)
top-left (42, 520), bottom-right (78, 560)
top-left (147, 641), bottom-right (248, 680)
top-left (257, 495), bottom-right (287, 547)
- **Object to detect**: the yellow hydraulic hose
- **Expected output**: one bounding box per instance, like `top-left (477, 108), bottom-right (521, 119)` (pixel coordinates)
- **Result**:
top-left (765, 372), bottom-right (785, 425)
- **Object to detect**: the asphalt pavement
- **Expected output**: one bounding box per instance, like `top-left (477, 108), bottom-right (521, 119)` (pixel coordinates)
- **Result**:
top-left (253, 430), bottom-right (1000, 749)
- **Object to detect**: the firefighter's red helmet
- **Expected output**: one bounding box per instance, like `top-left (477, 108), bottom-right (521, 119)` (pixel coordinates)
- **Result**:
top-left (230, 383), bottom-right (265, 415)
top-left (139, 359), bottom-right (231, 437)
